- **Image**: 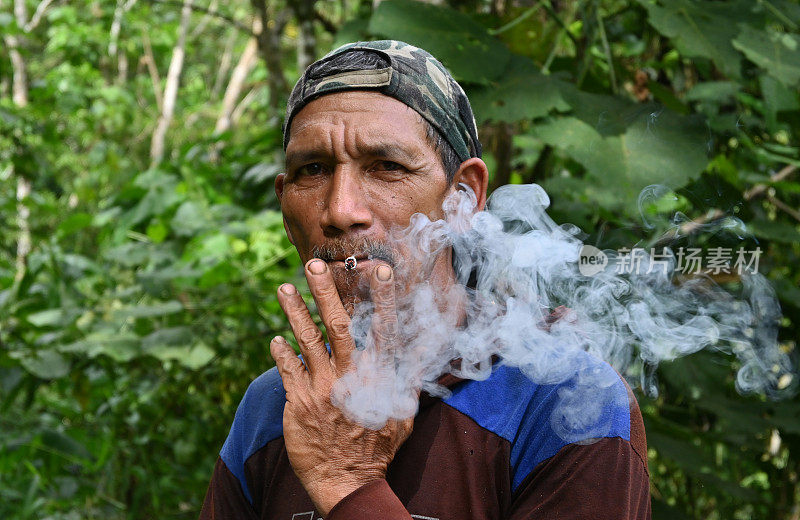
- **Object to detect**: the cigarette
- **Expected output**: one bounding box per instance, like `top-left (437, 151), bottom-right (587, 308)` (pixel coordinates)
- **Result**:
top-left (344, 256), bottom-right (357, 271)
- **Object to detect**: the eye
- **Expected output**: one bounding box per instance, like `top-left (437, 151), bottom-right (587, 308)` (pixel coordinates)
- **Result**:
top-left (295, 162), bottom-right (327, 177)
top-left (371, 161), bottom-right (406, 172)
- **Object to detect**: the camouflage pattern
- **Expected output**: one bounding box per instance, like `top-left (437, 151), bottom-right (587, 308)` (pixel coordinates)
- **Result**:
top-left (283, 40), bottom-right (482, 162)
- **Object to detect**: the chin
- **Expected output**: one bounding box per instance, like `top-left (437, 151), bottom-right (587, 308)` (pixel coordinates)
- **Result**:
top-left (329, 263), bottom-right (372, 313)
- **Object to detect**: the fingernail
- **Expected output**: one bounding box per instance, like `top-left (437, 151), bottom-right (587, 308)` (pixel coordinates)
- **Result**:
top-left (308, 259), bottom-right (327, 274)
top-left (280, 284), bottom-right (296, 295)
top-left (376, 264), bottom-right (392, 281)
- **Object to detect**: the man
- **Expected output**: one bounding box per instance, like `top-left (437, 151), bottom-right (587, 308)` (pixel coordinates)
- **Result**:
top-left (200, 40), bottom-right (650, 519)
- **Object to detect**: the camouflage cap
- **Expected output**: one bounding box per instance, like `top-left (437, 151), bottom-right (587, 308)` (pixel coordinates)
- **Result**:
top-left (282, 40), bottom-right (482, 162)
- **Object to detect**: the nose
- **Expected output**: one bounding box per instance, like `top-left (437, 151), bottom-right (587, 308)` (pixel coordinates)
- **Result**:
top-left (319, 167), bottom-right (373, 235)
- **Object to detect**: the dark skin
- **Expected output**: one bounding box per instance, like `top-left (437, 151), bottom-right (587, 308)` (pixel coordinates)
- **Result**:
top-left (273, 91), bottom-right (488, 515)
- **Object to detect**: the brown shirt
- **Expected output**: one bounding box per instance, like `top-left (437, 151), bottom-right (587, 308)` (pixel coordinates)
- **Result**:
top-left (201, 356), bottom-right (650, 520)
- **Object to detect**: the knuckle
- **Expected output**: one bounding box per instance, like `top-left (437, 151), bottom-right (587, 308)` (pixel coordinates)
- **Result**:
top-left (326, 316), bottom-right (352, 341)
top-left (296, 326), bottom-right (323, 346)
top-left (374, 316), bottom-right (399, 338)
top-left (372, 326), bottom-right (399, 345)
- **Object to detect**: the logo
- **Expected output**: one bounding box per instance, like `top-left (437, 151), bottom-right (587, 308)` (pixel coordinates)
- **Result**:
top-left (578, 245), bottom-right (608, 276)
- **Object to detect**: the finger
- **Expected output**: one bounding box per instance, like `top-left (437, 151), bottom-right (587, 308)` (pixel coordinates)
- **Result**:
top-left (305, 258), bottom-right (356, 371)
top-left (276, 283), bottom-right (329, 376)
top-left (369, 263), bottom-right (399, 356)
top-left (270, 336), bottom-right (307, 389)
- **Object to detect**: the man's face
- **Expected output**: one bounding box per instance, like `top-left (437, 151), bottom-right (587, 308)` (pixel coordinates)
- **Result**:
top-left (276, 91), bottom-right (457, 308)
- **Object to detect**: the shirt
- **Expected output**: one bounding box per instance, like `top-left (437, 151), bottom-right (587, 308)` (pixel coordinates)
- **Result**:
top-left (200, 353), bottom-right (651, 519)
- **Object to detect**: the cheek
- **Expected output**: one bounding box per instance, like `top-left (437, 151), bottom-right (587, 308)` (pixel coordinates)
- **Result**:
top-left (365, 181), bottom-right (447, 226)
top-left (282, 194), bottom-right (320, 248)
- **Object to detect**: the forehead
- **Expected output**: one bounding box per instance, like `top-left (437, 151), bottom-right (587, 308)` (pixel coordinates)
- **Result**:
top-left (286, 91), bottom-right (431, 154)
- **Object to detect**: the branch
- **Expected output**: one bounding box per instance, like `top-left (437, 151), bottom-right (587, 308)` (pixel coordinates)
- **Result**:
top-left (743, 164), bottom-right (797, 201)
top-left (652, 164), bottom-right (798, 247)
top-left (215, 26), bottom-right (258, 134)
top-left (314, 9), bottom-right (337, 34)
top-left (140, 30), bottom-right (163, 112)
top-left (210, 30), bottom-right (237, 99)
top-left (109, 0), bottom-right (138, 57)
top-left (767, 194), bottom-right (800, 223)
top-left (150, 0), bottom-right (192, 166)
top-left (24, 0), bottom-right (55, 32)
top-left (190, 0), bottom-right (218, 38)
top-left (143, 0), bottom-right (254, 36)
top-left (250, 0), bottom-right (289, 110)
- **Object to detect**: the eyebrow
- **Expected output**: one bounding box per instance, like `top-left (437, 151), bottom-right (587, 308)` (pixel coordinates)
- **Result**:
top-left (285, 142), bottom-right (422, 167)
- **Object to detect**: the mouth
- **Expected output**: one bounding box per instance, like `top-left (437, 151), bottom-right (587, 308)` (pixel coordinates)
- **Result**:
top-left (326, 252), bottom-right (393, 271)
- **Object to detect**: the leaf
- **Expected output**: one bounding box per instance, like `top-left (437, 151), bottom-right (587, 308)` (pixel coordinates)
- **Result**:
top-left (147, 341), bottom-right (215, 370)
top-left (181, 342), bottom-right (216, 370)
top-left (26, 309), bottom-right (67, 327)
top-left (60, 331), bottom-right (141, 362)
top-left (368, 0), bottom-right (511, 84)
top-left (733, 24), bottom-right (800, 86)
top-left (333, 17), bottom-right (371, 49)
top-left (533, 107), bottom-right (709, 212)
top-left (57, 213), bottom-right (93, 236)
top-left (467, 56), bottom-right (571, 123)
top-left (38, 429), bottom-right (92, 462)
top-left (241, 162), bottom-right (281, 186)
top-left (171, 201), bottom-right (208, 237)
top-left (638, 0), bottom-right (756, 79)
top-left (747, 219), bottom-right (800, 244)
top-left (113, 300), bottom-right (183, 319)
top-left (141, 326), bottom-right (193, 350)
top-left (759, 76), bottom-right (800, 114)
top-left (772, 277), bottom-right (800, 310)
top-left (685, 81), bottom-right (741, 102)
top-left (19, 351), bottom-right (70, 379)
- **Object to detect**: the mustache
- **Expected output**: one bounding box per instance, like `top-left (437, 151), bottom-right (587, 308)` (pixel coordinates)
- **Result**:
top-left (311, 237), bottom-right (397, 267)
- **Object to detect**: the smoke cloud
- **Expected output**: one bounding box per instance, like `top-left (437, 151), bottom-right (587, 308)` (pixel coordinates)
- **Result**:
top-left (330, 183), bottom-right (795, 434)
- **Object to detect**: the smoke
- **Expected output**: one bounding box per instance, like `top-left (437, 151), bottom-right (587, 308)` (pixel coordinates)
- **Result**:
top-left (330, 183), bottom-right (795, 433)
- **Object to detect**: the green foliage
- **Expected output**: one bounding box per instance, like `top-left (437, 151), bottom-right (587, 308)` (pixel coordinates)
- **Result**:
top-left (1, 0), bottom-right (799, 518)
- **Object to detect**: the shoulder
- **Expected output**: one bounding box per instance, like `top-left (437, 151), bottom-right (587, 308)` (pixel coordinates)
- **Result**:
top-left (219, 367), bottom-right (286, 502)
top-left (443, 352), bottom-right (639, 491)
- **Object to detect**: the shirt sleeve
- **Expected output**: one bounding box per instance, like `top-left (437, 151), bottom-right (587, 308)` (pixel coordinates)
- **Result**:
top-left (199, 457), bottom-right (260, 520)
top-left (507, 431), bottom-right (650, 519)
top-left (326, 480), bottom-right (413, 520)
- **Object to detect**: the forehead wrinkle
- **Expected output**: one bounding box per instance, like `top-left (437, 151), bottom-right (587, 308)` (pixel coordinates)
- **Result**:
top-left (286, 92), bottom-right (434, 165)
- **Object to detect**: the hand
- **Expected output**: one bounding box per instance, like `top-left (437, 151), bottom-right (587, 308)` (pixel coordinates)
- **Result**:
top-left (270, 258), bottom-right (414, 515)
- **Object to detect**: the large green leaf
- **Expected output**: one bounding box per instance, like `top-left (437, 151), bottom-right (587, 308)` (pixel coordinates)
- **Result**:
top-left (467, 56), bottom-right (571, 123)
top-left (60, 331), bottom-right (141, 362)
top-left (747, 219), bottom-right (800, 244)
top-left (26, 309), bottom-right (68, 328)
top-left (733, 24), bottom-right (800, 86)
top-left (17, 351), bottom-right (70, 379)
top-left (533, 107), bottom-right (709, 212)
top-left (638, 0), bottom-right (757, 79)
top-left (147, 341), bottom-right (216, 370)
top-left (368, 0), bottom-right (511, 84)
top-left (112, 300), bottom-right (183, 319)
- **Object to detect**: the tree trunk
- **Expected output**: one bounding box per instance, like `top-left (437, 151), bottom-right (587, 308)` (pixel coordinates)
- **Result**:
top-left (5, 0), bottom-right (31, 287)
top-left (3, 0), bottom-right (29, 107)
top-left (211, 30), bottom-right (237, 99)
top-left (250, 0), bottom-right (289, 110)
top-left (109, 0), bottom-right (138, 85)
top-left (150, 0), bottom-right (192, 166)
top-left (292, 0), bottom-right (317, 71)
top-left (487, 122), bottom-right (514, 193)
top-left (214, 19), bottom-right (260, 134)
top-left (14, 177), bottom-right (32, 286)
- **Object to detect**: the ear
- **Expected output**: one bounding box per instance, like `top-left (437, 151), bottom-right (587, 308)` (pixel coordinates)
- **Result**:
top-left (451, 157), bottom-right (489, 212)
top-left (275, 173), bottom-right (295, 245)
